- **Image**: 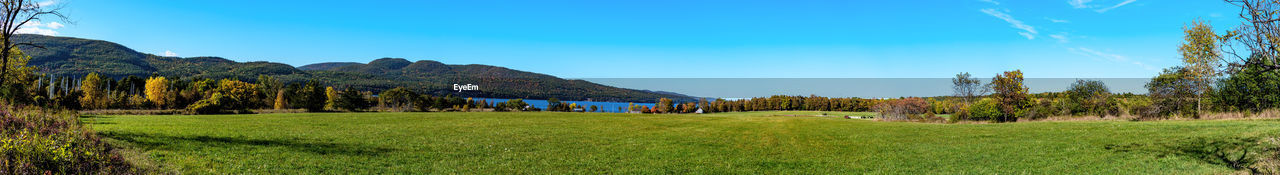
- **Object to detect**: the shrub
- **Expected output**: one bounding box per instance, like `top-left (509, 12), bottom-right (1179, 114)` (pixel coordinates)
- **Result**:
top-left (1147, 67), bottom-right (1198, 118)
top-left (968, 98), bottom-right (1002, 121)
top-left (0, 104), bottom-right (137, 174)
top-left (875, 97), bottom-right (929, 121)
top-left (186, 92), bottom-right (233, 114)
top-left (951, 107), bottom-right (970, 122)
top-left (1025, 98), bottom-right (1057, 119)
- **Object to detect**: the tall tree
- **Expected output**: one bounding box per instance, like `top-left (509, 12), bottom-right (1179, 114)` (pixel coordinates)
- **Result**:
top-left (335, 87), bottom-right (369, 112)
top-left (656, 98), bottom-right (674, 113)
top-left (952, 72), bottom-right (986, 104)
top-left (0, 0), bottom-right (67, 87)
top-left (991, 70), bottom-right (1029, 122)
top-left (273, 90), bottom-right (287, 110)
top-left (379, 87), bottom-right (417, 112)
top-left (144, 76), bottom-right (170, 108)
top-left (79, 72), bottom-right (105, 109)
top-left (0, 46), bottom-right (33, 103)
top-left (301, 80), bottom-right (327, 112)
top-left (1179, 20), bottom-right (1221, 117)
top-left (324, 86), bottom-right (338, 110)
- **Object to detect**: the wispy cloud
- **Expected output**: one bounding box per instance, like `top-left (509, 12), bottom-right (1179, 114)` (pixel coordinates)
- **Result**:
top-left (981, 8), bottom-right (1038, 40)
top-left (1049, 34), bottom-right (1069, 43)
top-left (979, 0), bottom-right (1000, 5)
top-left (164, 50), bottom-right (179, 57)
top-left (1069, 47), bottom-right (1154, 70)
top-left (1046, 18), bottom-right (1070, 23)
top-left (1095, 0), bottom-right (1137, 13)
top-left (1069, 0), bottom-right (1093, 8)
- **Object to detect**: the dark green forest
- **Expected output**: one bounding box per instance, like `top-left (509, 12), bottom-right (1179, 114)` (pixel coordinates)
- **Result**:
top-left (13, 34), bottom-right (691, 103)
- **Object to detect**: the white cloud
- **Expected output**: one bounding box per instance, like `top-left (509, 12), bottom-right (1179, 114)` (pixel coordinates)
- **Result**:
top-left (1046, 18), bottom-right (1070, 23)
top-left (15, 27), bottom-right (56, 35)
top-left (981, 8), bottom-right (1038, 40)
top-left (1070, 47), bottom-right (1154, 70)
top-left (164, 50), bottom-right (178, 57)
top-left (13, 21), bottom-right (64, 36)
top-left (37, 0), bottom-right (56, 7)
top-left (46, 22), bottom-right (63, 29)
top-left (1049, 34), bottom-right (1069, 43)
top-left (979, 0), bottom-right (1000, 5)
top-left (1095, 0), bottom-right (1137, 13)
top-left (1069, 0), bottom-right (1093, 8)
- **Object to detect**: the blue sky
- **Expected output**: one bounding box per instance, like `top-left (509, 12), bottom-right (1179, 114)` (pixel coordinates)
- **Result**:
top-left (35, 0), bottom-right (1240, 78)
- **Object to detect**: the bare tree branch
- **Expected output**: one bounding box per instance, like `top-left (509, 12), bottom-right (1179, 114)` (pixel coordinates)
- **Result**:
top-left (0, 0), bottom-right (69, 87)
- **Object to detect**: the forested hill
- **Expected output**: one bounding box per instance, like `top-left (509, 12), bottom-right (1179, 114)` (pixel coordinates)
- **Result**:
top-left (13, 34), bottom-right (693, 103)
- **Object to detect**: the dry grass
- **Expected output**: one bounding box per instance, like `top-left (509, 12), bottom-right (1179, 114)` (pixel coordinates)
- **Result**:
top-left (79, 109), bottom-right (185, 116)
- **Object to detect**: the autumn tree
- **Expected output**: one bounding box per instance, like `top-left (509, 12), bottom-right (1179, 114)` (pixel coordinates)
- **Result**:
top-left (324, 86), bottom-right (338, 110)
top-left (273, 90), bottom-right (287, 110)
top-left (698, 98), bottom-right (709, 113)
top-left (991, 70), bottom-right (1029, 122)
top-left (379, 87), bottom-right (417, 112)
top-left (213, 79), bottom-right (260, 111)
top-left (144, 76), bottom-right (170, 108)
top-left (0, 47), bottom-right (34, 103)
top-left (1179, 20), bottom-right (1221, 117)
top-left (79, 72), bottom-right (106, 109)
top-left (656, 98), bottom-right (674, 113)
top-left (0, 0), bottom-right (67, 87)
top-left (874, 97), bottom-right (929, 121)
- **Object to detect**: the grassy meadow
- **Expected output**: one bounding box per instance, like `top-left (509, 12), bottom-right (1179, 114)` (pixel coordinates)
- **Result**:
top-left (84, 111), bottom-right (1280, 174)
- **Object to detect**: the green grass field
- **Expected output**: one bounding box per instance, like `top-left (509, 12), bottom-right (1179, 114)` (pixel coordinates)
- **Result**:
top-left (84, 111), bottom-right (1280, 174)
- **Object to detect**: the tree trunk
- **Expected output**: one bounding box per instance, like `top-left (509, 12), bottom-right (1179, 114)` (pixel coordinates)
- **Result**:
top-left (1196, 94), bottom-right (1202, 119)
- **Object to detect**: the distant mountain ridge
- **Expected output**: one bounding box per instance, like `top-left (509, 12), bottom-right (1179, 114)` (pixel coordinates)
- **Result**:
top-left (13, 34), bottom-right (692, 103)
top-left (297, 62), bottom-right (361, 71)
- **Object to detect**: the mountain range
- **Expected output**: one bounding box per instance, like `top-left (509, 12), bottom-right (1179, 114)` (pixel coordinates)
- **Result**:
top-left (13, 34), bottom-right (692, 103)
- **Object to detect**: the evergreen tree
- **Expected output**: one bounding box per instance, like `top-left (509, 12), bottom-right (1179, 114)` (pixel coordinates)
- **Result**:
top-left (335, 87), bottom-right (369, 112)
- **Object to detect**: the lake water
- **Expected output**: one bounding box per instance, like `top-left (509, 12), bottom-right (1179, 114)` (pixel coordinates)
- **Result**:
top-left (476, 98), bottom-right (655, 113)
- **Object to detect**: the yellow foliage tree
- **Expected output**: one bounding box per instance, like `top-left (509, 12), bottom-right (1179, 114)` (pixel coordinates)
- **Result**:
top-left (214, 79), bottom-right (261, 109)
top-left (1179, 20), bottom-right (1220, 116)
top-left (144, 76), bottom-right (170, 108)
top-left (79, 73), bottom-right (106, 109)
top-left (324, 86), bottom-right (338, 110)
top-left (274, 90), bottom-right (287, 110)
top-left (1, 47), bottom-right (36, 103)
